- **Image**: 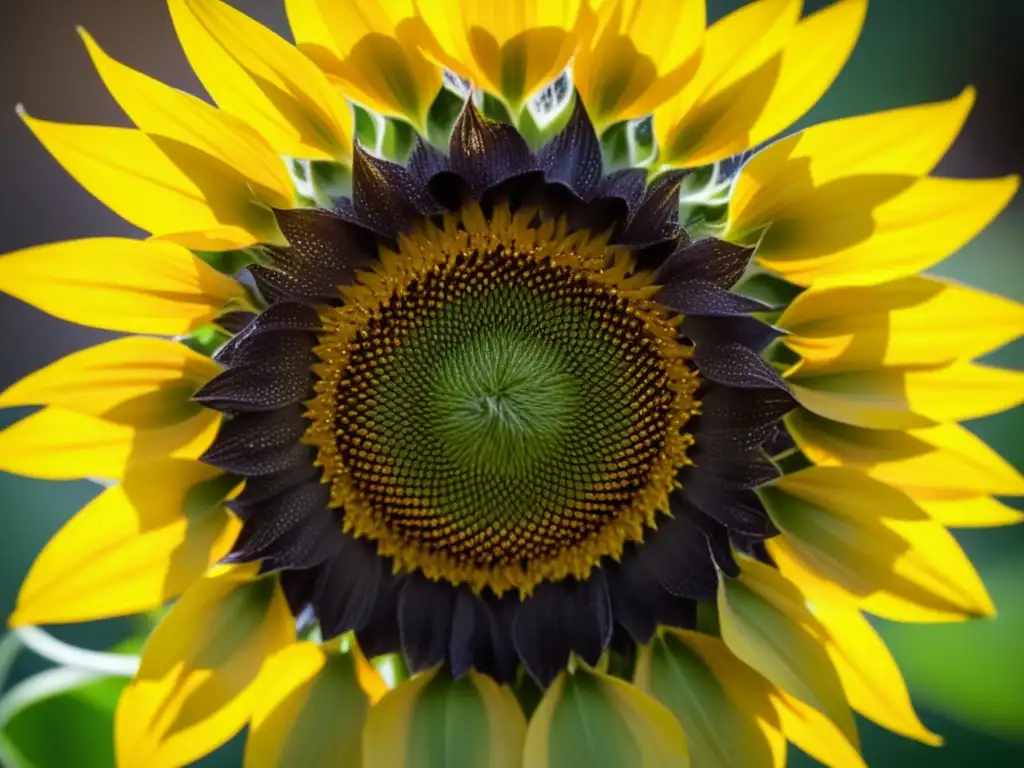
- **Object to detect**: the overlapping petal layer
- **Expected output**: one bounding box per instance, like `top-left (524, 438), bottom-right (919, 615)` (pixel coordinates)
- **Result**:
top-left (115, 565), bottom-right (294, 767)
top-left (245, 642), bottom-right (384, 768)
top-left (10, 460), bottom-right (240, 626)
top-left (286, 0), bottom-right (442, 128)
top-left (416, 0), bottom-right (588, 110)
top-left (654, 0), bottom-right (866, 168)
top-left (170, 0), bottom-right (355, 162)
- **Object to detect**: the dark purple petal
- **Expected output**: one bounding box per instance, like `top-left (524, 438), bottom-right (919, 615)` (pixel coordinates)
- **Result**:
top-left (513, 572), bottom-right (612, 686)
top-left (316, 535), bottom-right (387, 638)
top-left (538, 95), bottom-right (602, 200)
top-left (658, 238), bottom-right (754, 289)
top-left (200, 405), bottom-right (309, 476)
top-left (682, 315), bottom-right (784, 353)
top-left (449, 99), bottom-right (536, 197)
top-left (399, 577), bottom-right (456, 673)
top-left (194, 331), bottom-right (316, 411)
top-left (656, 278), bottom-right (770, 316)
top-left (694, 342), bottom-right (789, 391)
top-left (619, 170), bottom-right (689, 246)
top-left (351, 143), bottom-right (420, 235)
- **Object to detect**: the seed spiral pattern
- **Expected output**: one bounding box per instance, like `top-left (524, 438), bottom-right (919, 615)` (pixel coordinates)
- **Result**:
top-left (306, 206), bottom-right (699, 593)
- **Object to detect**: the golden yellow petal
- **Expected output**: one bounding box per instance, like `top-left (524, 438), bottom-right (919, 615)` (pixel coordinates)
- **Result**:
top-left (757, 175), bottom-right (1019, 288)
top-left (523, 669), bottom-right (690, 767)
top-left (654, 0), bottom-right (800, 165)
top-left (719, 556), bottom-right (860, 748)
top-left (80, 28), bottom-right (294, 210)
top-left (0, 406), bottom-right (220, 481)
top-left (170, 0), bottom-right (353, 162)
top-left (574, 0), bottom-right (705, 128)
top-left (789, 360), bottom-right (1024, 429)
top-left (911, 491), bottom-right (1024, 528)
top-left (0, 337), bottom-right (219, 428)
top-left (763, 468), bottom-right (996, 622)
top-left (635, 629), bottom-right (779, 768)
top-left (788, 410), bottom-right (1024, 497)
top-left (115, 566), bottom-right (294, 767)
top-left (361, 668), bottom-right (438, 768)
top-left (659, 630), bottom-right (789, 768)
top-left (0, 237), bottom-right (247, 335)
top-left (780, 275), bottom-right (1024, 372)
top-left (245, 643), bottom-right (376, 768)
top-left (18, 112), bottom-right (276, 250)
top-left (416, 0), bottom-right (586, 109)
top-left (746, 0), bottom-right (867, 146)
top-left (285, 0), bottom-right (442, 128)
top-left (728, 88), bottom-right (976, 236)
top-left (10, 460), bottom-right (239, 627)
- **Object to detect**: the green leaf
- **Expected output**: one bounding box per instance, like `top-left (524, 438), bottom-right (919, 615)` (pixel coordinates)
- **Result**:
top-left (193, 248), bottom-right (261, 277)
top-left (427, 88), bottom-right (464, 148)
top-left (181, 322), bottom-right (232, 357)
top-left (2, 674), bottom-right (127, 767)
top-left (600, 122), bottom-right (631, 172)
top-left (309, 160), bottom-right (352, 200)
top-left (355, 105), bottom-right (379, 149)
top-left (381, 119), bottom-right (416, 163)
top-left (733, 271), bottom-right (803, 309)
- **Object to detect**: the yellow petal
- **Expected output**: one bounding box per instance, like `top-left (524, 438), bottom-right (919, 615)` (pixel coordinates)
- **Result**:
top-left (524, 669), bottom-right (689, 768)
top-left (170, 0), bottom-right (353, 162)
top-left (761, 467), bottom-right (996, 621)
top-left (634, 630), bottom-right (786, 768)
top-left (115, 565), bottom-right (294, 768)
top-left (10, 460), bottom-right (240, 627)
top-left (787, 410), bottom-right (1024, 497)
top-left (0, 237), bottom-right (248, 335)
top-left (245, 643), bottom-right (380, 768)
top-left (756, 175), bottom-right (1019, 288)
top-left (285, 0), bottom-right (442, 128)
top-left (0, 337), bottom-right (219, 428)
top-left (789, 360), bottom-right (1024, 429)
top-left (658, 0), bottom-right (868, 168)
top-left (803, 586), bottom-right (942, 746)
top-left (771, 690), bottom-right (867, 768)
top-left (81, 28), bottom-right (293, 210)
top-left (416, 0), bottom-right (586, 109)
top-left (362, 666), bottom-right (524, 768)
top-left (911, 491), bottom-right (1024, 528)
top-left (573, 0), bottom-right (705, 128)
top-left (663, 630), bottom-right (865, 768)
top-left (718, 556), bottom-right (860, 748)
top-left (780, 276), bottom-right (1024, 373)
top-left (361, 667), bottom-right (436, 767)
top-left (0, 406), bottom-right (220, 481)
top-left (18, 111), bottom-right (278, 251)
top-left (745, 0), bottom-right (866, 147)
top-left (728, 88), bottom-right (976, 236)
top-left (635, 629), bottom-right (779, 768)
top-left (654, 0), bottom-right (800, 166)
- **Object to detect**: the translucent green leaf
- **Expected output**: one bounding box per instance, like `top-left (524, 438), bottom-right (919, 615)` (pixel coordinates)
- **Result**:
top-left (2, 674), bottom-right (126, 767)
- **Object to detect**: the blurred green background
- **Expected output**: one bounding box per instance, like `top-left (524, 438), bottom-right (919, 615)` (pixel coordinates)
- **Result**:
top-left (0, 0), bottom-right (1021, 765)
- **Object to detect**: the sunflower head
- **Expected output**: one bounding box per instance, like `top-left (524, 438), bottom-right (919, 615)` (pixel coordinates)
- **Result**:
top-left (1, 1), bottom-right (1021, 766)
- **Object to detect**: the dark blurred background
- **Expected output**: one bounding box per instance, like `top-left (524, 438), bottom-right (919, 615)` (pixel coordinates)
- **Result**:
top-left (0, 1), bottom-right (1022, 765)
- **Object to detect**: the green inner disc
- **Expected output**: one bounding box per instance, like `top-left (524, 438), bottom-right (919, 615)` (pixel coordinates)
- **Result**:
top-left (332, 250), bottom-right (675, 569)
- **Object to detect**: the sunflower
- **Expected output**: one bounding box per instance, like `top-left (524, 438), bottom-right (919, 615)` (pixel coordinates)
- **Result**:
top-left (1, 0), bottom-right (1022, 766)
